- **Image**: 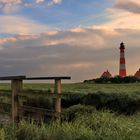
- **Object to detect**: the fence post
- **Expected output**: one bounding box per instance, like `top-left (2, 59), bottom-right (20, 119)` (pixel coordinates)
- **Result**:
top-left (11, 79), bottom-right (23, 123)
top-left (54, 79), bottom-right (61, 120)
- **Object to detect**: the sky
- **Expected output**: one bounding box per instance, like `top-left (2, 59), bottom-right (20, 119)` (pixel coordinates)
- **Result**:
top-left (0, 0), bottom-right (140, 82)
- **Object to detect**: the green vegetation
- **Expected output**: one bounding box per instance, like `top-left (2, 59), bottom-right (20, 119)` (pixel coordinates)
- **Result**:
top-left (0, 110), bottom-right (140, 140)
top-left (1, 82), bottom-right (140, 93)
top-left (0, 83), bottom-right (140, 139)
top-left (84, 76), bottom-right (140, 84)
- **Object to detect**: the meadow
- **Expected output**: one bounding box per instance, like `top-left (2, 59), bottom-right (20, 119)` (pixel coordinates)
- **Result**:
top-left (20, 82), bottom-right (140, 93)
top-left (1, 82), bottom-right (140, 93)
top-left (0, 83), bottom-right (140, 140)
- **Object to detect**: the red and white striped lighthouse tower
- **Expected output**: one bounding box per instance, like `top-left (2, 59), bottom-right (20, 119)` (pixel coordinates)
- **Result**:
top-left (119, 42), bottom-right (126, 77)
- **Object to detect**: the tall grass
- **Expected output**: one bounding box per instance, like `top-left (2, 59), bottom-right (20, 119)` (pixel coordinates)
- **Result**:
top-left (0, 83), bottom-right (140, 139)
top-left (0, 110), bottom-right (140, 140)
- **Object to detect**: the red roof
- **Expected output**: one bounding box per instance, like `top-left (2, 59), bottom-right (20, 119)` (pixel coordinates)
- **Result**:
top-left (101, 70), bottom-right (112, 78)
top-left (134, 69), bottom-right (140, 79)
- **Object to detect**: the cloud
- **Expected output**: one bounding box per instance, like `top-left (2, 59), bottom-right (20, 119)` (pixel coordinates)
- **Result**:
top-left (102, 11), bottom-right (140, 29)
top-left (0, 0), bottom-right (62, 13)
top-left (0, 0), bottom-right (21, 4)
top-left (48, 0), bottom-right (62, 6)
top-left (0, 0), bottom-right (139, 82)
top-left (114, 0), bottom-right (140, 14)
top-left (0, 15), bottom-right (48, 34)
top-left (70, 27), bottom-right (86, 33)
top-left (0, 0), bottom-right (22, 13)
top-left (36, 0), bottom-right (44, 4)
top-left (52, 0), bottom-right (62, 4)
top-left (101, 0), bottom-right (140, 30)
top-left (0, 27), bottom-right (140, 82)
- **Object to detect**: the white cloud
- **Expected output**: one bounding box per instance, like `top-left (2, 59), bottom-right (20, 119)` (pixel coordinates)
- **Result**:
top-left (0, 0), bottom-right (22, 13)
top-left (0, 15), bottom-right (48, 34)
top-left (70, 27), bottom-right (86, 33)
top-left (48, 0), bottom-right (62, 6)
top-left (0, 37), bottom-right (17, 45)
top-left (0, 0), bottom-right (62, 13)
top-left (52, 0), bottom-right (62, 4)
top-left (0, 0), bottom-right (21, 4)
top-left (102, 11), bottom-right (140, 29)
top-left (98, 0), bottom-right (140, 30)
top-left (36, 0), bottom-right (44, 4)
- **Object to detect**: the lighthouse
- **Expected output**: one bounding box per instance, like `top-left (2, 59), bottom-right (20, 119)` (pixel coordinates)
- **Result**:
top-left (119, 42), bottom-right (126, 77)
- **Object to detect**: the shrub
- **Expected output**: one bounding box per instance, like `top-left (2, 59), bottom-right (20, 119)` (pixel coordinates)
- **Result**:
top-left (84, 76), bottom-right (140, 84)
top-left (61, 93), bottom-right (84, 108)
top-left (82, 92), bottom-right (140, 114)
top-left (63, 104), bottom-right (96, 121)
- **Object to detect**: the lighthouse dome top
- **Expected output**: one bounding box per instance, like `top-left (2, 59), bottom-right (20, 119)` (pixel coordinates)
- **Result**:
top-left (120, 42), bottom-right (125, 49)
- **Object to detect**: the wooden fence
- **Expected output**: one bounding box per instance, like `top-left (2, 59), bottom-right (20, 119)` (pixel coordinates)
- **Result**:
top-left (0, 75), bottom-right (71, 123)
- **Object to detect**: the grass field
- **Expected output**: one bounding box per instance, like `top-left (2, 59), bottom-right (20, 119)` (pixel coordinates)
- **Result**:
top-left (0, 83), bottom-right (140, 140)
top-left (0, 82), bottom-right (140, 93)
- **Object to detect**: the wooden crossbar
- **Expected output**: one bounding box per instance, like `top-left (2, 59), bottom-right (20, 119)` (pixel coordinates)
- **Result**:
top-left (25, 76), bottom-right (71, 80)
top-left (0, 76), bottom-right (71, 80)
top-left (0, 76), bottom-right (26, 80)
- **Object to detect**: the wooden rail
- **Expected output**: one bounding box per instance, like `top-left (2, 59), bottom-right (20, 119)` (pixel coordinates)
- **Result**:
top-left (0, 75), bottom-right (71, 123)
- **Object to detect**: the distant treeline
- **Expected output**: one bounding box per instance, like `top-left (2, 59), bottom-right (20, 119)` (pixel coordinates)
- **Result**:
top-left (84, 76), bottom-right (140, 84)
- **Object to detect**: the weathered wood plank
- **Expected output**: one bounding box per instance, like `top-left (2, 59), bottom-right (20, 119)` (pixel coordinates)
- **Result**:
top-left (54, 79), bottom-right (62, 121)
top-left (26, 76), bottom-right (71, 80)
top-left (0, 76), bottom-right (26, 80)
top-left (0, 76), bottom-right (70, 80)
top-left (11, 79), bottom-right (23, 123)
